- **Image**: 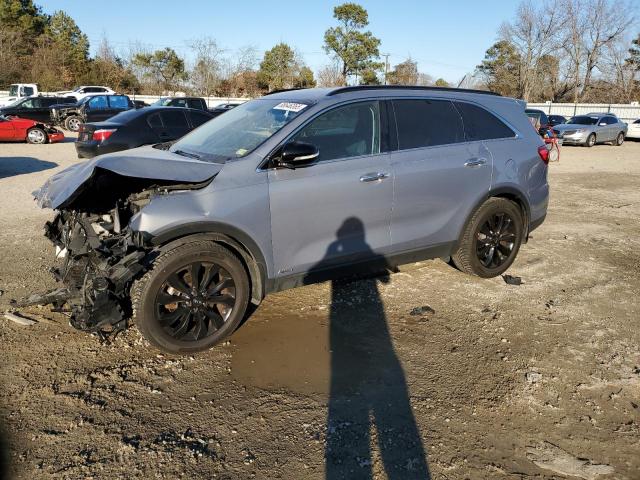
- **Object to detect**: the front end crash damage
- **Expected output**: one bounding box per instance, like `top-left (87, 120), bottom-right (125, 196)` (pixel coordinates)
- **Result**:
top-left (23, 149), bottom-right (222, 340)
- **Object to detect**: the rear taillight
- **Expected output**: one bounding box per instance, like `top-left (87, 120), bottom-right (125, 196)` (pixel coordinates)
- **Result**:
top-left (537, 145), bottom-right (549, 164)
top-left (92, 129), bottom-right (116, 142)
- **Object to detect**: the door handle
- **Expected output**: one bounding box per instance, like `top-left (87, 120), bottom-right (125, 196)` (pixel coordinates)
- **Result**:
top-left (359, 172), bottom-right (389, 182)
top-left (464, 158), bottom-right (487, 167)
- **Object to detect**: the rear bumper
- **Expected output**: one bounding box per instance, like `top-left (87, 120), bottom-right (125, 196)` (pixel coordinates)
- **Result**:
top-left (75, 141), bottom-right (100, 159)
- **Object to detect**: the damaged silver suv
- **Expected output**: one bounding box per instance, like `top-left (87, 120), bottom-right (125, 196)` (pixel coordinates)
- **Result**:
top-left (32, 86), bottom-right (549, 353)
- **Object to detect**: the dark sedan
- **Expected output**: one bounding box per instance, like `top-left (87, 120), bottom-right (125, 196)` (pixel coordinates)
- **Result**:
top-left (548, 115), bottom-right (567, 127)
top-left (75, 107), bottom-right (214, 158)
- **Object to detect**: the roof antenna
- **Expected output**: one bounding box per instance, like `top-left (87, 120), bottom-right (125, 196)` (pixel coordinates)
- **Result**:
top-left (457, 74), bottom-right (467, 89)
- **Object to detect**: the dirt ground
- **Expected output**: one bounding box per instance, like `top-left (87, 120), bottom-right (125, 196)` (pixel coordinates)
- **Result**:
top-left (0, 136), bottom-right (639, 480)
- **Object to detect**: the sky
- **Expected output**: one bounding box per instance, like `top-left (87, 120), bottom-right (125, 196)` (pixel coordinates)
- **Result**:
top-left (38, 1), bottom-right (527, 83)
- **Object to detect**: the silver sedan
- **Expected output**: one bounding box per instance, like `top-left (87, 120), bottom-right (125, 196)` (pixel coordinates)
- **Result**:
top-left (553, 114), bottom-right (628, 147)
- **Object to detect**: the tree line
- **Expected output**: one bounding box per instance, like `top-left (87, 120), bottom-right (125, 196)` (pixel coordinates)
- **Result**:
top-left (1, 0), bottom-right (638, 101)
top-left (477, 0), bottom-right (639, 102)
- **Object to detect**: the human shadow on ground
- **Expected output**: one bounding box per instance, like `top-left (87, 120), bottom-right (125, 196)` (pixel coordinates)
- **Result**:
top-left (0, 157), bottom-right (57, 179)
top-left (305, 217), bottom-right (430, 480)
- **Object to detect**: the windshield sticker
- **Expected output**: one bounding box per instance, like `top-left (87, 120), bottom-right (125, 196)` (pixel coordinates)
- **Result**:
top-left (273, 102), bottom-right (307, 112)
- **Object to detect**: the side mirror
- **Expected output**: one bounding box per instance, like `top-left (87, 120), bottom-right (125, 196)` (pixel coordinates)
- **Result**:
top-left (275, 141), bottom-right (319, 169)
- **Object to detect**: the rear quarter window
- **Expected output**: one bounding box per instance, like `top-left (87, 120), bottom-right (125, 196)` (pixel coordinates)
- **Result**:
top-left (454, 102), bottom-right (516, 141)
top-left (392, 99), bottom-right (464, 149)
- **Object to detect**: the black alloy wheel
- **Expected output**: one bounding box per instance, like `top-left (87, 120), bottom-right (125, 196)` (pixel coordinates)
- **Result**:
top-left (155, 261), bottom-right (236, 342)
top-left (475, 212), bottom-right (517, 269)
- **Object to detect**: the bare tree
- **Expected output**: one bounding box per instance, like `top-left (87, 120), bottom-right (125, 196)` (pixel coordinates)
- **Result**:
top-left (579, 0), bottom-right (633, 99)
top-left (499, 0), bottom-right (566, 101)
top-left (317, 63), bottom-right (345, 87)
top-left (189, 37), bottom-right (224, 96)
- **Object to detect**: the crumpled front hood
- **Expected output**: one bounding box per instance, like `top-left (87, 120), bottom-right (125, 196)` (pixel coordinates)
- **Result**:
top-left (33, 145), bottom-right (224, 210)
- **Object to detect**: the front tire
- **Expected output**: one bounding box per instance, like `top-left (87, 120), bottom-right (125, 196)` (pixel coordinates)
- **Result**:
top-left (451, 198), bottom-right (524, 278)
top-left (585, 133), bottom-right (596, 147)
top-left (64, 115), bottom-right (81, 132)
top-left (26, 127), bottom-right (47, 144)
top-left (132, 241), bottom-right (250, 354)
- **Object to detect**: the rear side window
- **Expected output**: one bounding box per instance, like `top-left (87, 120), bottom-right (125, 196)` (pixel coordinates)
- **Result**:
top-left (392, 99), bottom-right (464, 149)
top-left (160, 110), bottom-right (187, 128)
top-left (109, 96), bottom-right (129, 109)
top-left (147, 113), bottom-right (163, 128)
top-left (188, 111), bottom-right (212, 128)
top-left (454, 101), bottom-right (515, 141)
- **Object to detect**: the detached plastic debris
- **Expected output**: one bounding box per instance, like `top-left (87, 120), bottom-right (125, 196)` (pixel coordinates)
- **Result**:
top-left (3, 312), bottom-right (37, 326)
top-left (502, 274), bottom-right (523, 286)
top-left (410, 305), bottom-right (435, 316)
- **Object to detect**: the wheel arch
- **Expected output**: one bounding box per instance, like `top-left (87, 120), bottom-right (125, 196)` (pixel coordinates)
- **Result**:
top-left (147, 223), bottom-right (268, 305)
top-left (456, 186), bottom-right (531, 248)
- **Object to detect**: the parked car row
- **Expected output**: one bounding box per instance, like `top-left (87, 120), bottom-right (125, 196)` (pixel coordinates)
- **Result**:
top-left (525, 108), bottom-right (631, 147)
top-left (76, 107), bottom-right (214, 158)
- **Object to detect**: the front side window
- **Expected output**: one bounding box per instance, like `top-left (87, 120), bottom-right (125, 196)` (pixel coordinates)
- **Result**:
top-left (188, 111), bottom-right (212, 128)
top-left (88, 96), bottom-right (108, 109)
top-left (454, 101), bottom-right (515, 141)
top-left (20, 99), bottom-right (35, 109)
top-left (393, 99), bottom-right (464, 149)
top-left (170, 98), bottom-right (310, 162)
top-left (291, 101), bottom-right (380, 162)
top-left (23, 86), bottom-right (34, 96)
top-left (160, 110), bottom-right (187, 128)
top-left (108, 96), bottom-right (129, 109)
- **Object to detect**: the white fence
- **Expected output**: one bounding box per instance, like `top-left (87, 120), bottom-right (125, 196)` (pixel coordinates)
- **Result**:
top-left (0, 91), bottom-right (248, 108)
top-left (527, 103), bottom-right (640, 123)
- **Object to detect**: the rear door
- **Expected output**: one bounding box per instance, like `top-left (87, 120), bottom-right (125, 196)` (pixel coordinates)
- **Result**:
top-left (389, 98), bottom-right (493, 252)
top-left (186, 98), bottom-right (206, 111)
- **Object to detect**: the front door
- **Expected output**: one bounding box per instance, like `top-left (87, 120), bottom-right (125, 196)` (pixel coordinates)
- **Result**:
top-left (268, 100), bottom-right (393, 278)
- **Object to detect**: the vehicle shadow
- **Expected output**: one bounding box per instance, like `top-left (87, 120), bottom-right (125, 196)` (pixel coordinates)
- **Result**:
top-left (305, 218), bottom-right (430, 480)
top-left (0, 157), bottom-right (57, 179)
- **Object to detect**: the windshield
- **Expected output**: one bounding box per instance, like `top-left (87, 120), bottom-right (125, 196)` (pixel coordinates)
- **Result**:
top-left (9, 85), bottom-right (18, 96)
top-left (568, 116), bottom-right (598, 125)
top-left (170, 99), bottom-right (310, 162)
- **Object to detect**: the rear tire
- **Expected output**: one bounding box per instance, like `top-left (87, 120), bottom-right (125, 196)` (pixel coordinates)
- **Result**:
top-left (131, 241), bottom-right (250, 354)
top-left (26, 127), bottom-right (47, 144)
top-left (451, 198), bottom-right (524, 278)
top-left (64, 115), bottom-right (81, 132)
top-left (585, 133), bottom-right (596, 147)
top-left (615, 132), bottom-right (625, 146)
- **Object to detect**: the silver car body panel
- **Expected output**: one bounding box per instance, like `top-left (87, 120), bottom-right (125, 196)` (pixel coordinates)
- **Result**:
top-left (36, 87), bottom-right (549, 287)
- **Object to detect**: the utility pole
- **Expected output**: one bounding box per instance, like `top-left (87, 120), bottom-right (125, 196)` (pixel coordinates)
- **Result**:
top-left (383, 53), bottom-right (390, 85)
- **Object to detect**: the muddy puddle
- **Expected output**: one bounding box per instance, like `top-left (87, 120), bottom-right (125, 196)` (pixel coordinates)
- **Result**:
top-left (230, 310), bottom-right (332, 395)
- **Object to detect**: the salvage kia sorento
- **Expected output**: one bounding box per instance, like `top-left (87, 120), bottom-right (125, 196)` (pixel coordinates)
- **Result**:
top-left (32, 86), bottom-right (549, 353)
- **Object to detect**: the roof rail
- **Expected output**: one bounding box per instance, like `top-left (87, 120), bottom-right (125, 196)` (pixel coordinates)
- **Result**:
top-left (263, 88), bottom-right (305, 96)
top-left (326, 85), bottom-right (502, 97)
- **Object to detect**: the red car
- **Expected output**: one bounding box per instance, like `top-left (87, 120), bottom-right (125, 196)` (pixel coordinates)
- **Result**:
top-left (0, 115), bottom-right (64, 144)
